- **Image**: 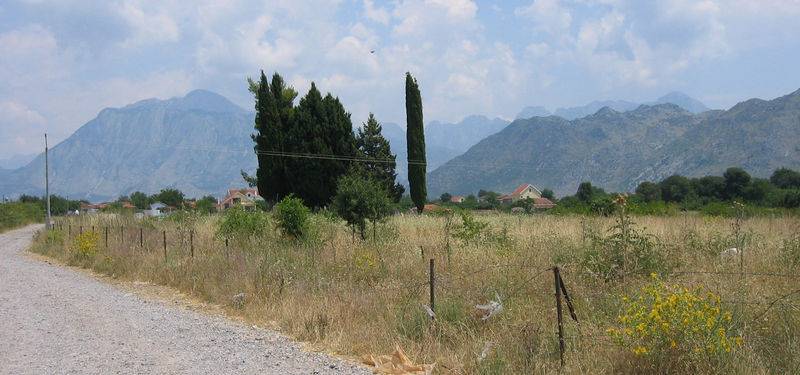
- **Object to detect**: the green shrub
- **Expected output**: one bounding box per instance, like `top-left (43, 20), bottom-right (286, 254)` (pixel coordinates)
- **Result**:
top-left (582, 194), bottom-right (675, 280)
top-left (216, 207), bottom-right (270, 240)
top-left (0, 202), bottom-right (44, 232)
top-left (273, 195), bottom-right (309, 239)
top-left (451, 210), bottom-right (489, 243)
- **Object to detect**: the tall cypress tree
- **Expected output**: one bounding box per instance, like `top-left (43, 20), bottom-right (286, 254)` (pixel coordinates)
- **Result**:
top-left (356, 113), bottom-right (405, 203)
top-left (252, 71), bottom-right (296, 203)
top-left (405, 72), bottom-right (427, 212)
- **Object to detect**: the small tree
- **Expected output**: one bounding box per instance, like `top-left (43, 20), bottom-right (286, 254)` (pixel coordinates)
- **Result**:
top-left (440, 192), bottom-right (452, 203)
top-left (332, 169), bottom-right (392, 240)
top-left (273, 195), bottom-right (309, 239)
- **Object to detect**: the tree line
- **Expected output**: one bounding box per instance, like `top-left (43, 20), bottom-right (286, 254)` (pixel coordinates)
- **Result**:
top-left (553, 167), bottom-right (800, 215)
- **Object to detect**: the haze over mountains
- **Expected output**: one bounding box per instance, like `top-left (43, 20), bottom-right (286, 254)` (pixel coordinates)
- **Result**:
top-left (429, 89), bottom-right (800, 197)
top-left (3, 87), bottom-right (794, 203)
top-left (515, 92), bottom-right (711, 120)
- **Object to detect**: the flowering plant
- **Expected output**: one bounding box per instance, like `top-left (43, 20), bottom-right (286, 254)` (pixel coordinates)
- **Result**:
top-left (606, 274), bottom-right (741, 361)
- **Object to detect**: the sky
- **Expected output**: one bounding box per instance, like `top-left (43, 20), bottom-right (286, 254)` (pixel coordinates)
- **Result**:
top-left (2, 0), bottom-right (800, 162)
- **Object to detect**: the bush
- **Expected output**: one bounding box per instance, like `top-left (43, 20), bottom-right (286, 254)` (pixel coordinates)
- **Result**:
top-left (216, 207), bottom-right (270, 240)
top-left (607, 274), bottom-right (740, 371)
top-left (582, 194), bottom-right (675, 280)
top-left (273, 195), bottom-right (309, 239)
top-left (0, 202), bottom-right (44, 232)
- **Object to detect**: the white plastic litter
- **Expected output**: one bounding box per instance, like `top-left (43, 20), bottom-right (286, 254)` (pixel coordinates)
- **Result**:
top-left (423, 304), bottom-right (436, 318)
top-left (476, 291), bottom-right (504, 321)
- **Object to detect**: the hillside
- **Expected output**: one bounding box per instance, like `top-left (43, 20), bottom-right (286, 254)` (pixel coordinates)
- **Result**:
top-left (0, 90), bottom-right (256, 202)
top-left (428, 89), bottom-right (800, 197)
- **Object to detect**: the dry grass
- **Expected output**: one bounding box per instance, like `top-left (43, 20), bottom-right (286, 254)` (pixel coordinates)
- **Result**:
top-left (32, 211), bottom-right (800, 374)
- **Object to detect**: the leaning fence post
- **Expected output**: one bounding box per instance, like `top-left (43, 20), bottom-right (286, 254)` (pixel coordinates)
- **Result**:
top-left (429, 258), bottom-right (435, 319)
top-left (554, 266), bottom-right (565, 367)
top-left (139, 227), bottom-right (143, 248)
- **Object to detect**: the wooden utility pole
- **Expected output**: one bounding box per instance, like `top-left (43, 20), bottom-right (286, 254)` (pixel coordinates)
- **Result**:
top-left (45, 134), bottom-right (51, 231)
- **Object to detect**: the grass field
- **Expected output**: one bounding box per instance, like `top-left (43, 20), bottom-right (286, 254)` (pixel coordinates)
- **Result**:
top-left (0, 202), bottom-right (43, 233)
top-left (30, 208), bottom-right (800, 374)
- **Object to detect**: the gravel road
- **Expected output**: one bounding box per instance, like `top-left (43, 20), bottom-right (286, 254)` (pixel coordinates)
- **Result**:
top-left (0, 225), bottom-right (371, 375)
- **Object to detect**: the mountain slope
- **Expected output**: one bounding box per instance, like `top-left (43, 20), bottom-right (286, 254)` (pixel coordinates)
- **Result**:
top-left (1, 90), bottom-right (256, 201)
top-left (428, 89), bottom-right (800, 197)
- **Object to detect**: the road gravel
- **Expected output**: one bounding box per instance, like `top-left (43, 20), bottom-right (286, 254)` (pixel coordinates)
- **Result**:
top-left (0, 225), bottom-right (371, 375)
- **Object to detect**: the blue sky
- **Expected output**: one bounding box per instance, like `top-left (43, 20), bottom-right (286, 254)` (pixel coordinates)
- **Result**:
top-left (2, 0), bottom-right (799, 161)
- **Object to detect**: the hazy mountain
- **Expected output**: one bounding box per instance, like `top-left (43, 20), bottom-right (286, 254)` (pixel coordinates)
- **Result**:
top-left (554, 100), bottom-right (641, 120)
top-left (550, 92), bottom-right (709, 120)
top-left (0, 152), bottom-right (38, 170)
top-left (427, 89), bottom-right (800, 197)
top-left (0, 90), bottom-right (256, 202)
top-left (515, 106), bottom-right (551, 119)
top-left (650, 92), bottom-right (710, 114)
top-left (380, 116), bottom-right (510, 186)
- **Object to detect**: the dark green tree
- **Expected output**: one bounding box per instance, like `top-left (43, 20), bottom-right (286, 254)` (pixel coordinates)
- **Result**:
top-left (440, 192), bottom-right (452, 203)
top-left (154, 188), bottom-right (184, 208)
top-left (289, 84), bottom-right (357, 207)
top-left (252, 71), bottom-right (297, 203)
top-left (540, 189), bottom-right (556, 201)
top-left (723, 167), bottom-right (751, 199)
top-left (129, 191), bottom-right (150, 210)
top-left (405, 72), bottom-right (427, 213)
top-left (635, 181), bottom-right (661, 203)
top-left (659, 175), bottom-right (692, 203)
top-left (576, 181), bottom-right (595, 203)
top-left (770, 167), bottom-right (800, 189)
top-left (356, 113), bottom-right (404, 203)
top-left (331, 169), bottom-right (392, 240)
top-left (691, 176), bottom-right (725, 201)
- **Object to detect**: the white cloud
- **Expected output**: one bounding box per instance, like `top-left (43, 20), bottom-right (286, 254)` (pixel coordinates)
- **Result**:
top-left (363, 0), bottom-right (390, 24)
top-left (119, 0), bottom-right (180, 46)
top-left (515, 0), bottom-right (572, 35)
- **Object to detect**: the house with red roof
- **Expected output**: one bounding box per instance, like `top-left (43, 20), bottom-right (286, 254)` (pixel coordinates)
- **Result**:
top-left (216, 189), bottom-right (263, 211)
top-left (510, 184), bottom-right (542, 202)
top-left (450, 195), bottom-right (466, 203)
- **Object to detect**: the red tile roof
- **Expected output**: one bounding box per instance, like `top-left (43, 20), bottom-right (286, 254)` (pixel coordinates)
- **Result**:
top-left (532, 197), bottom-right (556, 208)
top-left (512, 184), bottom-right (532, 196)
top-left (450, 196), bottom-right (464, 202)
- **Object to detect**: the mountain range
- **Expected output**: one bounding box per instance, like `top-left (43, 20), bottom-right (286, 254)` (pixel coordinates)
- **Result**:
top-left (428, 89), bottom-right (800, 197)
top-left (515, 92), bottom-right (711, 120)
top-left (0, 90), bottom-right (256, 202)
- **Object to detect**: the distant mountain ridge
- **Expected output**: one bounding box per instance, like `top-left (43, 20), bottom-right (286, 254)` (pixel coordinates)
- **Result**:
top-left (430, 89), bottom-right (800, 197)
top-left (515, 92), bottom-right (711, 120)
top-left (0, 90), bottom-right (256, 202)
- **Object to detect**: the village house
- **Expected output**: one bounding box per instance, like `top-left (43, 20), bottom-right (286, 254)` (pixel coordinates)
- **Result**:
top-left (450, 195), bottom-right (466, 203)
top-left (215, 189), bottom-right (263, 211)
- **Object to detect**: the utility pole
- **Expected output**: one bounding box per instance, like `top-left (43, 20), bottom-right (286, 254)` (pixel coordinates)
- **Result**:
top-left (45, 133), bottom-right (51, 231)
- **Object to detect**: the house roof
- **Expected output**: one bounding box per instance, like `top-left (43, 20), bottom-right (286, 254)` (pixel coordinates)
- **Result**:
top-left (512, 184), bottom-right (532, 196)
top-left (498, 194), bottom-right (513, 200)
top-left (532, 197), bottom-right (556, 208)
top-left (450, 196), bottom-right (464, 202)
top-left (227, 189), bottom-right (259, 197)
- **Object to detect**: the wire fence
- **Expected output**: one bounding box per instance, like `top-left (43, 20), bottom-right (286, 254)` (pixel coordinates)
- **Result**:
top-left (48, 219), bottom-right (800, 370)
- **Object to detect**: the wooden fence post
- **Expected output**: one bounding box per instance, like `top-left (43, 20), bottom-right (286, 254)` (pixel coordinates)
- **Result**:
top-left (163, 230), bottom-right (167, 262)
top-left (190, 231), bottom-right (194, 258)
top-left (105, 226), bottom-right (108, 248)
top-left (139, 227), bottom-right (143, 248)
top-left (429, 258), bottom-right (435, 319)
top-left (121, 226), bottom-right (124, 244)
top-left (554, 266), bottom-right (565, 367)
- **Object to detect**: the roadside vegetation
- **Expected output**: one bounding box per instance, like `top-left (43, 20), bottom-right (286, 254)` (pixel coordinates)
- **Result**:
top-left (30, 198), bottom-right (800, 374)
top-left (0, 202), bottom-right (44, 232)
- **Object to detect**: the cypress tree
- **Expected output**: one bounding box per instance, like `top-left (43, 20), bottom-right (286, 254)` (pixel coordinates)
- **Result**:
top-left (291, 83), bottom-right (356, 207)
top-left (405, 72), bottom-right (427, 212)
top-left (356, 113), bottom-right (404, 203)
top-left (252, 72), bottom-right (296, 203)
